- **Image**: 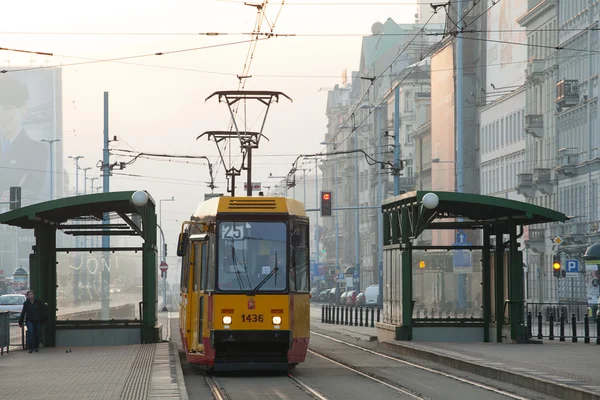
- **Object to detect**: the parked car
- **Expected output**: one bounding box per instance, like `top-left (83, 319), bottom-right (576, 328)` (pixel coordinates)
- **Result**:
top-left (339, 290), bottom-right (349, 305)
top-left (310, 287), bottom-right (319, 301)
top-left (318, 289), bottom-right (331, 302)
top-left (355, 291), bottom-right (366, 307)
top-left (364, 285), bottom-right (379, 307)
top-left (0, 294), bottom-right (25, 321)
top-left (345, 290), bottom-right (358, 306)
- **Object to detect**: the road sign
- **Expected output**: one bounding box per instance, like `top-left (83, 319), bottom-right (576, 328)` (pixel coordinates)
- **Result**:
top-left (338, 273), bottom-right (344, 280)
top-left (159, 261), bottom-right (168, 272)
top-left (455, 230), bottom-right (467, 244)
top-left (243, 182), bottom-right (262, 191)
top-left (553, 236), bottom-right (564, 245)
top-left (353, 271), bottom-right (358, 279)
top-left (566, 259), bottom-right (579, 277)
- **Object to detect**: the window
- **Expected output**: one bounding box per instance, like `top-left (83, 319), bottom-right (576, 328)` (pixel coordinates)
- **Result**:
top-left (194, 242), bottom-right (201, 292)
top-left (293, 222), bottom-right (309, 292)
top-left (201, 242), bottom-right (208, 290)
top-left (217, 221), bottom-right (287, 292)
top-left (180, 247), bottom-right (190, 291)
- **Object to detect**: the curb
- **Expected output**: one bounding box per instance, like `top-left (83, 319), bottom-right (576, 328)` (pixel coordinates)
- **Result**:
top-left (379, 341), bottom-right (600, 400)
top-left (171, 342), bottom-right (189, 400)
top-left (310, 319), bottom-right (378, 342)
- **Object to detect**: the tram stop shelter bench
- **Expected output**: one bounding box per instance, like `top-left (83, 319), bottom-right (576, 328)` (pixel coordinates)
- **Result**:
top-left (0, 191), bottom-right (160, 347)
top-left (377, 190), bottom-right (568, 344)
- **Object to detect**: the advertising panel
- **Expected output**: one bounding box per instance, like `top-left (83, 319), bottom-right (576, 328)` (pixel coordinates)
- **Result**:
top-left (486, 0), bottom-right (528, 89)
top-left (0, 68), bottom-right (63, 284)
top-left (431, 43), bottom-right (455, 246)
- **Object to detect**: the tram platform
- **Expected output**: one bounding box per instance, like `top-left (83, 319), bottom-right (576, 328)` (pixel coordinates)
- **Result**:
top-left (0, 312), bottom-right (188, 400)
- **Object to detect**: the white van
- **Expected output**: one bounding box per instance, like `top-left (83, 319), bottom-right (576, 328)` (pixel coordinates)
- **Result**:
top-left (364, 285), bottom-right (379, 307)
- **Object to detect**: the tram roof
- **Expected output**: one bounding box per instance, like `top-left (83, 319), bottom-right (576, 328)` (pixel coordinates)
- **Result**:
top-left (191, 196), bottom-right (306, 222)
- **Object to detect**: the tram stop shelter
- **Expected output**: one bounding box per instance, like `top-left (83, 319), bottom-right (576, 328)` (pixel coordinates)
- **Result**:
top-left (0, 190), bottom-right (159, 347)
top-left (377, 190), bottom-right (568, 344)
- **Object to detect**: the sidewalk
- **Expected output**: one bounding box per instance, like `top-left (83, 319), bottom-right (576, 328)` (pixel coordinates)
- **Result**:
top-left (0, 312), bottom-right (188, 400)
top-left (379, 340), bottom-right (600, 400)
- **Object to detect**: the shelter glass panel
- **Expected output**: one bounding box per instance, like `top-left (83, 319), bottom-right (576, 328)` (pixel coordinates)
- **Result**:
top-left (412, 249), bottom-right (483, 319)
top-left (56, 251), bottom-right (142, 321)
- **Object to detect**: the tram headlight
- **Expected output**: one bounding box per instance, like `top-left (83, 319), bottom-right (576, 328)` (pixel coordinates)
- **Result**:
top-left (272, 316), bottom-right (282, 325)
top-left (222, 316), bottom-right (232, 325)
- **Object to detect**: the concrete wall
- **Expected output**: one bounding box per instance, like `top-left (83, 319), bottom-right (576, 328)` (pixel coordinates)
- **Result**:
top-left (412, 326), bottom-right (485, 342)
top-left (55, 327), bottom-right (141, 347)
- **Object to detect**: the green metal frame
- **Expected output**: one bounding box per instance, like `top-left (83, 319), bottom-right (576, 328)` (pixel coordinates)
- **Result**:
top-left (381, 190), bottom-right (568, 343)
top-left (0, 191), bottom-right (158, 346)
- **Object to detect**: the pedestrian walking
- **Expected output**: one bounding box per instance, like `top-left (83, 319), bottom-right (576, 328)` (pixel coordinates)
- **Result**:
top-left (18, 290), bottom-right (47, 353)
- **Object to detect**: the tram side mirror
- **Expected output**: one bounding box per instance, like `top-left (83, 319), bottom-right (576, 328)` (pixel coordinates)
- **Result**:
top-left (177, 232), bottom-right (189, 257)
top-left (291, 233), bottom-right (301, 247)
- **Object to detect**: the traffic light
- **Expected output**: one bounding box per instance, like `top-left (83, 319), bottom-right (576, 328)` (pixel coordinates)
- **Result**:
top-left (321, 191), bottom-right (332, 217)
top-left (552, 255), bottom-right (561, 278)
top-left (9, 187), bottom-right (21, 210)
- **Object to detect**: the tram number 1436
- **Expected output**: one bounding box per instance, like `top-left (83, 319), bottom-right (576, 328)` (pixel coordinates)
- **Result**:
top-left (241, 314), bottom-right (264, 323)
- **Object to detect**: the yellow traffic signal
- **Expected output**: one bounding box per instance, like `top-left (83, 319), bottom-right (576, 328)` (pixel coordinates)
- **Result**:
top-left (552, 262), bottom-right (560, 270)
top-left (419, 261), bottom-right (426, 269)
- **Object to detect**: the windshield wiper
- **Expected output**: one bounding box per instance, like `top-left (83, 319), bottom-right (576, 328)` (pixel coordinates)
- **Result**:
top-left (248, 253), bottom-right (279, 296)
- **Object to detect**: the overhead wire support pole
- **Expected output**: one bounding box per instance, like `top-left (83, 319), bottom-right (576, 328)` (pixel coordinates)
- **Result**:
top-left (205, 90), bottom-right (292, 196)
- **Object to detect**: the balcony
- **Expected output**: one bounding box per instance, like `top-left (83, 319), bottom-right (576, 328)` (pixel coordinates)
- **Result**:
top-left (526, 58), bottom-right (545, 83)
top-left (525, 114), bottom-right (543, 138)
top-left (532, 168), bottom-right (552, 195)
top-left (525, 228), bottom-right (546, 253)
top-left (554, 151), bottom-right (580, 178)
top-left (516, 173), bottom-right (535, 198)
top-left (556, 79), bottom-right (579, 108)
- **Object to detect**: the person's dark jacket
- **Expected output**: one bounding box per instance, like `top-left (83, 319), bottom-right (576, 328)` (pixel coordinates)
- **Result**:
top-left (18, 299), bottom-right (47, 326)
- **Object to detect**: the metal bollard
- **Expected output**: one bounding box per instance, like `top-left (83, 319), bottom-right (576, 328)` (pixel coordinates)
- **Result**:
top-left (349, 307), bottom-right (353, 326)
top-left (537, 312), bottom-right (543, 339)
top-left (548, 312), bottom-right (554, 340)
top-left (360, 307), bottom-right (364, 327)
top-left (355, 307), bottom-right (359, 326)
top-left (584, 314), bottom-right (590, 344)
top-left (345, 306), bottom-right (349, 326)
top-left (377, 307), bottom-right (381, 323)
top-left (336, 306), bottom-right (340, 325)
top-left (527, 312), bottom-right (532, 338)
top-left (321, 305), bottom-right (325, 323)
top-left (597, 314), bottom-right (600, 345)
top-left (341, 306), bottom-right (345, 325)
top-left (328, 305), bottom-right (332, 323)
top-left (365, 308), bottom-right (369, 326)
top-left (371, 307), bottom-right (375, 327)
top-left (572, 314), bottom-right (577, 343)
top-left (560, 313), bottom-right (565, 342)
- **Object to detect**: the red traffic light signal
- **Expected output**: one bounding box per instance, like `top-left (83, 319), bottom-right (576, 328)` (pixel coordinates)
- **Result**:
top-left (321, 190), bottom-right (332, 217)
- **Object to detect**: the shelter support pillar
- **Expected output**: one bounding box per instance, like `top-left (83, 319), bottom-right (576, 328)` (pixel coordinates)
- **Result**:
top-left (397, 205), bottom-right (413, 340)
top-left (482, 226), bottom-right (491, 343)
top-left (494, 226), bottom-right (504, 343)
top-left (509, 222), bottom-right (525, 342)
top-left (140, 202), bottom-right (158, 343)
top-left (32, 223), bottom-right (57, 347)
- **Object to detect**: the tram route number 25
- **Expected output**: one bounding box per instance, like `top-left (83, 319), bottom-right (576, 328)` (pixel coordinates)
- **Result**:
top-left (222, 223), bottom-right (244, 240)
top-left (241, 314), bottom-right (264, 323)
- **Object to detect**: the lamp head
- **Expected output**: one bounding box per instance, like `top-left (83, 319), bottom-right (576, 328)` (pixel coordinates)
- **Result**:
top-left (422, 192), bottom-right (439, 210)
top-left (131, 190), bottom-right (149, 207)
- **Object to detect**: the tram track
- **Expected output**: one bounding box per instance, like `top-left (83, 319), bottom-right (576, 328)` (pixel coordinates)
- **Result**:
top-left (310, 330), bottom-right (533, 400)
top-left (205, 371), bottom-right (330, 400)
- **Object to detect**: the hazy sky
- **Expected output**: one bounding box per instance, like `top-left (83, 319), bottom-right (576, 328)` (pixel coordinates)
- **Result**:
top-left (1, 0), bottom-right (418, 265)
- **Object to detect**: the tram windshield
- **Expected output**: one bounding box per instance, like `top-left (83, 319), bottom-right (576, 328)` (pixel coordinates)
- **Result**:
top-left (217, 221), bottom-right (287, 292)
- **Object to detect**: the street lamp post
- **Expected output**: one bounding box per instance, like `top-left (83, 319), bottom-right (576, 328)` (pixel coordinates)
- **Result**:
top-left (68, 156), bottom-right (84, 195)
top-left (303, 158), bottom-right (320, 277)
top-left (40, 139), bottom-right (61, 200)
top-left (159, 196), bottom-right (175, 311)
top-left (82, 167), bottom-right (92, 195)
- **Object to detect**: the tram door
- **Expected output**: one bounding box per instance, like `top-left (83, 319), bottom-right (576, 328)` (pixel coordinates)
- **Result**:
top-left (190, 237), bottom-right (209, 352)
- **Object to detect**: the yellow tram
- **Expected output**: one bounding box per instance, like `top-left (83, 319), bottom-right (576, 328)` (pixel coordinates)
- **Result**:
top-left (177, 196), bottom-right (310, 371)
